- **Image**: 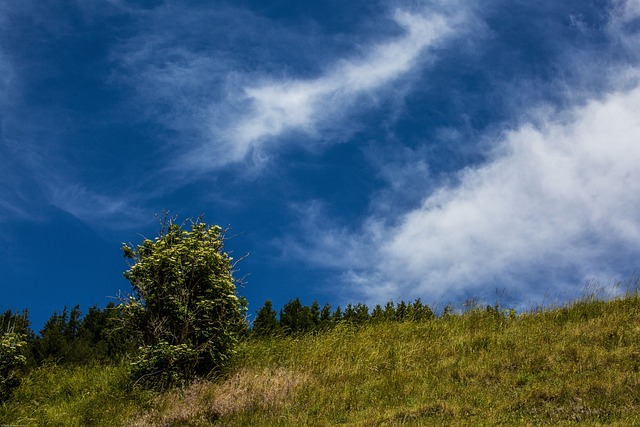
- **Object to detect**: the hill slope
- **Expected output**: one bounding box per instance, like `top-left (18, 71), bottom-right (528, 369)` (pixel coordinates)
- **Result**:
top-left (3, 295), bottom-right (640, 426)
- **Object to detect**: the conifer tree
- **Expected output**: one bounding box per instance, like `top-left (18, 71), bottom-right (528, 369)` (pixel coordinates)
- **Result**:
top-left (383, 301), bottom-right (395, 321)
top-left (343, 304), bottom-right (357, 324)
top-left (253, 300), bottom-right (279, 337)
top-left (35, 307), bottom-right (70, 363)
top-left (280, 298), bottom-right (314, 334)
top-left (407, 298), bottom-right (434, 321)
top-left (332, 306), bottom-right (343, 323)
top-left (310, 300), bottom-right (321, 330)
top-left (0, 310), bottom-right (32, 340)
top-left (319, 303), bottom-right (333, 329)
top-left (354, 303), bottom-right (370, 324)
top-left (371, 304), bottom-right (384, 322)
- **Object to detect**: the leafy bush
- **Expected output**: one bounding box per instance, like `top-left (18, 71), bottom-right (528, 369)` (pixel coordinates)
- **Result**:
top-left (0, 329), bottom-right (27, 402)
top-left (130, 341), bottom-right (199, 389)
top-left (122, 215), bottom-right (247, 389)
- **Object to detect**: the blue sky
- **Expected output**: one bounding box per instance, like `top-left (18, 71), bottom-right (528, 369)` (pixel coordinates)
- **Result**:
top-left (2, 0), bottom-right (640, 330)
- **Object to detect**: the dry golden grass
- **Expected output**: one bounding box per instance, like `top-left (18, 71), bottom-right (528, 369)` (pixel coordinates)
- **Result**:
top-left (130, 367), bottom-right (310, 426)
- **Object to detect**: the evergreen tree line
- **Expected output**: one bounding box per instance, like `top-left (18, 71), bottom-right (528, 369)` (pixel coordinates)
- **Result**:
top-left (4, 296), bottom-right (442, 366)
top-left (252, 298), bottom-right (435, 337)
top-left (1, 303), bottom-right (136, 368)
top-left (2, 296), bottom-right (438, 367)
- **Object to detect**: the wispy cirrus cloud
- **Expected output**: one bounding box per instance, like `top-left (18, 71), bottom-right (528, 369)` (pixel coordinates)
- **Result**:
top-left (1, 113), bottom-right (147, 227)
top-left (44, 181), bottom-right (148, 228)
top-left (214, 10), bottom-right (455, 166)
top-left (113, 3), bottom-right (474, 173)
top-left (0, 134), bottom-right (39, 222)
top-left (0, 4), bottom-right (29, 222)
top-left (0, 0), bottom-right (146, 226)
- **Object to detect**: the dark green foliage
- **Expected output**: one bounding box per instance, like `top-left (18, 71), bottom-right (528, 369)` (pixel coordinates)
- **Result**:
top-left (122, 216), bottom-right (247, 389)
top-left (34, 307), bottom-right (72, 364)
top-left (332, 306), bottom-right (343, 323)
top-left (354, 303), bottom-right (370, 324)
top-left (4, 294), bottom-right (640, 425)
top-left (253, 300), bottom-right (279, 337)
top-left (371, 304), bottom-right (385, 322)
top-left (319, 304), bottom-right (332, 329)
top-left (342, 303), bottom-right (370, 325)
top-left (251, 298), bottom-right (436, 338)
top-left (78, 303), bottom-right (136, 361)
top-left (342, 304), bottom-right (356, 324)
top-left (0, 313), bottom-right (28, 402)
top-left (384, 301), bottom-right (396, 321)
top-left (309, 300), bottom-right (321, 329)
top-left (0, 309), bottom-right (34, 368)
top-left (130, 342), bottom-right (199, 388)
top-left (280, 298), bottom-right (314, 334)
top-left (0, 331), bottom-right (26, 402)
top-left (407, 299), bottom-right (435, 321)
top-left (376, 299), bottom-right (435, 323)
top-left (0, 310), bottom-right (33, 340)
top-left (395, 301), bottom-right (407, 321)
top-left (33, 304), bottom-right (133, 366)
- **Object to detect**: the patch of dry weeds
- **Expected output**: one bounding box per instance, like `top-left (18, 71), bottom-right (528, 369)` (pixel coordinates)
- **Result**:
top-left (130, 367), bottom-right (310, 426)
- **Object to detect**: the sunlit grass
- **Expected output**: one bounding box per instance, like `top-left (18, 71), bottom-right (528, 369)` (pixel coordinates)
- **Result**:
top-left (219, 294), bottom-right (640, 426)
top-left (3, 291), bottom-right (640, 426)
top-left (0, 361), bottom-right (149, 427)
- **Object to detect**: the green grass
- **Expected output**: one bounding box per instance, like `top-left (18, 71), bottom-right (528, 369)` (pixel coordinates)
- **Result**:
top-left (0, 361), bottom-right (150, 426)
top-left (3, 294), bottom-right (640, 426)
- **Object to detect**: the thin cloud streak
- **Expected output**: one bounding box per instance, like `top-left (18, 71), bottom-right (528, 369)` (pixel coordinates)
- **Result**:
top-left (0, 7), bottom-right (27, 222)
top-left (45, 182), bottom-right (148, 229)
top-left (0, 1), bottom-right (151, 228)
top-left (112, 4), bottom-right (470, 173)
top-left (216, 11), bottom-right (453, 166)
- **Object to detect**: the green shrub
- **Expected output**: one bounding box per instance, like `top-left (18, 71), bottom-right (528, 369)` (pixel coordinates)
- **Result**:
top-left (0, 329), bottom-right (27, 402)
top-left (130, 341), bottom-right (199, 389)
top-left (121, 215), bottom-right (247, 389)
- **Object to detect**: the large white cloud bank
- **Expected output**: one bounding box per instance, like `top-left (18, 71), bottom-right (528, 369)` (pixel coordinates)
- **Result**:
top-left (342, 83), bottom-right (640, 305)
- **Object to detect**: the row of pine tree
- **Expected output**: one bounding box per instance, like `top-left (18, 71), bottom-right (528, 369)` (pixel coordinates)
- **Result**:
top-left (2, 297), bottom-right (439, 366)
top-left (252, 298), bottom-right (435, 336)
top-left (1, 304), bottom-right (134, 368)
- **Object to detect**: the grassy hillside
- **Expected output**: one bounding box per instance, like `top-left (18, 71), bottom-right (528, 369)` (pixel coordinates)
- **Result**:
top-left (2, 294), bottom-right (640, 426)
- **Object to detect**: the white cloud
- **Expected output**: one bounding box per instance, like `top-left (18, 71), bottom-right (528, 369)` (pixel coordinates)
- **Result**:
top-left (45, 182), bottom-right (149, 229)
top-left (113, 3), bottom-right (472, 173)
top-left (281, 0), bottom-right (640, 307)
top-left (386, 84), bottom-right (640, 291)
top-left (609, 0), bottom-right (640, 60)
top-left (201, 10), bottom-right (458, 168)
top-left (296, 81), bottom-right (640, 307)
top-left (620, 0), bottom-right (640, 17)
